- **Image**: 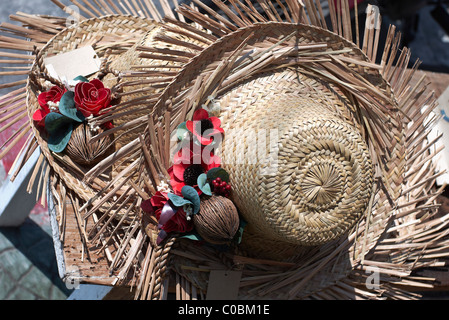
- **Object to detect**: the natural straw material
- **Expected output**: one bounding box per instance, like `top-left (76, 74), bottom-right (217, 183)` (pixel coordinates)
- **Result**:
top-left (115, 1), bottom-right (448, 299)
top-left (0, 0), bottom-right (202, 293)
top-left (1, 0), bottom-right (447, 300)
top-left (100, 20), bottom-right (207, 149)
top-left (219, 84), bottom-right (373, 246)
top-left (143, 20), bottom-right (400, 257)
top-left (194, 196), bottom-right (240, 245)
top-left (65, 122), bottom-right (115, 166)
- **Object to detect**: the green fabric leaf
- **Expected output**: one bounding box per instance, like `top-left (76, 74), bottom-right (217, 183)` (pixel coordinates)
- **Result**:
top-left (197, 173), bottom-right (212, 196)
top-left (59, 91), bottom-right (85, 122)
top-left (44, 112), bottom-right (74, 153)
top-left (176, 122), bottom-right (189, 141)
top-left (206, 167), bottom-right (230, 183)
top-left (233, 219), bottom-right (247, 244)
top-left (181, 185), bottom-right (201, 214)
top-left (73, 75), bottom-right (89, 82)
top-left (167, 193), bottom-right (192, 208)
top-left (179, 232), bottom-right (203, 241)
top-left (45, 112), bottom-right (73, 134)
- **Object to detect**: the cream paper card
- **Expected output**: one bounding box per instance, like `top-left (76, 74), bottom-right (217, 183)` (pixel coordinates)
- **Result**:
top-left (43, 46), bottom-right (101, 82)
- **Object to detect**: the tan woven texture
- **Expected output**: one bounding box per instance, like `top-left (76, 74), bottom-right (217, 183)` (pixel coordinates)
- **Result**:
top-left (101, 26), bottom-right (165, 150)
top-left (194, 196), bottom-right (241, 245)
top-left (65, 122), bottom-right (115, 166)
top-left (148, 21), bottom-right (402, 258)
top-left (102, 22), bottom-right (207, 149)
top-left (219, 73), bottom-right (373, 246)
top-left (126, 9), bottom-right (440, 297)
top-left (45, 1), bottom-right (449, 300)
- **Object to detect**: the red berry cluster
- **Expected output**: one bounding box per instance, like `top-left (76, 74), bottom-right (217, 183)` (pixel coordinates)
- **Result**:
top-left (212, 177), bottom-right (231, 197)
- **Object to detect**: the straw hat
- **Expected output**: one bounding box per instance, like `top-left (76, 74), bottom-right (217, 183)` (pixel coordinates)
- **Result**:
top-left (17, 12), bottom-right (207, 214)
top-left (124, 1), bottom-right (448, 299)
top-left (0, 4), bottom-right (206, 285)
top-left (0, 0), bottom-right (447, 300)
top-left (3, 15), bottom-right (155, 213)
top-left (142, 16), bottom-right (400, 253)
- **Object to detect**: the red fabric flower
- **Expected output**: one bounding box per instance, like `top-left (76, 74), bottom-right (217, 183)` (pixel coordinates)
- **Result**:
top-left (168, 144), bottom-right (221, 195)
top-left (102, 121), bottom-right (114, 130)
top-left (74, 79), bottom-right (111, 117)
top-left (32, 86), bottom-right (66, 127)
top-left (186, 108), bottom-right (224, 145)
top-left (141, 191), bottom-right (193, 234)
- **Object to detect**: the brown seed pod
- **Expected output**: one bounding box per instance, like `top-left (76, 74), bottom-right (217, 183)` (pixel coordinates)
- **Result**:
top-left (65, 122), bottom-right (115, 166)
top-left (193, 196), bottom-right (240, 245)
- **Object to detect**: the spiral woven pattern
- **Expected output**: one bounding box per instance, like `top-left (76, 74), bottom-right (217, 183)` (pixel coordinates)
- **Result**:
top-left (65, 122), bottom-right (115, 166)
top-left (3, 0), bottom-right (443, 300)
top-left (219, 73), bottom-right (373, 246)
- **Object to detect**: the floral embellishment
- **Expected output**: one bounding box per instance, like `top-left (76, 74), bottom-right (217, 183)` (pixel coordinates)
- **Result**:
top-left (32, 86), bottom-right (66, 127)
top-left (32, 76), bottom-right (113, 153)
top-left (141, 192), bottom-right (193, 239)
top-left (140, 106), bottom-right (245, 245)
top-left (141, 191), bottom-right (195, 244)
top-left (211, 177), bottom-right (231, 197)
top-left (186, 108), bottom-right (224, 146)
top-left (168, 143), bottom-right (221, 195)
top-left (74, 79), bottom-right (111, 117)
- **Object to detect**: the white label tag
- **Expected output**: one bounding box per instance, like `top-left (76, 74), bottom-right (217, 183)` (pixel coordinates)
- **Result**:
top-left (44, 46), bottom-right (101, 82)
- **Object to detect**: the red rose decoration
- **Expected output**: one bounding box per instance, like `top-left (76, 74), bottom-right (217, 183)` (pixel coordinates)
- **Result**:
top-left (141, 191), bottom-right (193, 235)
top-left (186, 108), bottom-right (224, 145)
top-left (32, 86), bottom-right (66, 127)
top-left (74, 79), bottom-right (111, 117)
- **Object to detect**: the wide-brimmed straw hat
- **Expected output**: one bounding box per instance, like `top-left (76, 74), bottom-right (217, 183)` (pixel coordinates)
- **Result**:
top-left (1, 0), bottom-right (448, 300)
top-left (7, 11), bottom-right (203, 216)
top-left (25, 15), bottom-right (157, 205)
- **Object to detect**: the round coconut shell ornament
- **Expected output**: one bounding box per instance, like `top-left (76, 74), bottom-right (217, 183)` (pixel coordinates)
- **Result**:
top-left (193, 196), bottom-right (240, 245)
top-left (65, 122), bottom-right (115, 167)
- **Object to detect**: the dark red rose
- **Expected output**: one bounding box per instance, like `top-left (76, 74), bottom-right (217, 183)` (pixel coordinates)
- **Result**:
top-left (74, 79), bottom-right (111, 117)
top-left (141, 191), bottom-right (193, 234)
top-left (33, 86), bottom-right (66, 127)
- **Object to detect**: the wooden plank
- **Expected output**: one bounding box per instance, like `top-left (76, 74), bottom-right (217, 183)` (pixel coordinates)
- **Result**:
top-left (410, 70), bottom-right (449, 98)
top-left (47, 178), bottom-right (121, 287)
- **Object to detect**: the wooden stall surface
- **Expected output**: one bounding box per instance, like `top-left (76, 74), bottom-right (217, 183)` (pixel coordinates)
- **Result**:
top-left (411, 70), bottom-right (449, 296)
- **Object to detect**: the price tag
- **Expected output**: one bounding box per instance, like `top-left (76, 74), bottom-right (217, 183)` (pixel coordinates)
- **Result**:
top-left (206, 270), bottom-right (242, 300)
top-left (44, 45), bottom-right (101, 81)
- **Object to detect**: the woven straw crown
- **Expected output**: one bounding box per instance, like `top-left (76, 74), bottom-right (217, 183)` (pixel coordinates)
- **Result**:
top-left (219, 87), bottom-right (374, 246)
top-left (26, 15), bottom-right (156, 207)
